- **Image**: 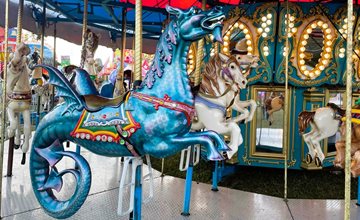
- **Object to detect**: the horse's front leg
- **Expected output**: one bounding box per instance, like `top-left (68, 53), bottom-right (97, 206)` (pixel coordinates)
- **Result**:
top-left (22, 109), bottom-right (32, 153)
top-left (245, 99), bottom-right (257, 123)
top-left (171, 132), bottom-right (225, 161)
top-left (7, 106), bottom-right (17, 138)
top-left (14, 115), bottom-right (21, 147)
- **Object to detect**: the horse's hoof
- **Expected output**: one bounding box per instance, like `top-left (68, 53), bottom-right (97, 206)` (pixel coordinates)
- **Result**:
top-left (14, 144), bottom-right (20, 149)
top-left (269, 122), bottom-right (272, 126)
top-left (315, 157), bottom-right (322, 167)
top-left (306, 154), bottom-right (313, 164)
top-left (21, 153), bottom-right (26, 165)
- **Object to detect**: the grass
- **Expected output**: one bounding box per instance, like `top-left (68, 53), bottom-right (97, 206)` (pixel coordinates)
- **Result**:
top-left (151, 153), bottom-right (359, 199)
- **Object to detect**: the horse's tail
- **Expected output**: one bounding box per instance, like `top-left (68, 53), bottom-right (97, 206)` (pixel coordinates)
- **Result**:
top-left (298, 111), bottom-right (315, 134)
top-left (30, 106), bottom-right (91, 219)
top-left (327, 102), bottom-right (346, 117)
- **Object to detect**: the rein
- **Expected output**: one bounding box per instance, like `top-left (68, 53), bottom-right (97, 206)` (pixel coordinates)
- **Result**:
top-left (132, 92), bottom-right (195, 125)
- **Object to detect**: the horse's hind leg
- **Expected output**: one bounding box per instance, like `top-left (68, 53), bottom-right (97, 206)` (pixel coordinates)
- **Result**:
top-left (303, 127), bottom-right (317, 163)
top-left (166, 132), bottom-right (224, 161)
top-left (310, 132), bottom-right (326, 166)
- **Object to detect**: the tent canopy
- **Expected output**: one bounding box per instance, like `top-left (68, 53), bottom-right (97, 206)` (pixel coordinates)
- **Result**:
top-left (1, 0), bottom-right (354, 53)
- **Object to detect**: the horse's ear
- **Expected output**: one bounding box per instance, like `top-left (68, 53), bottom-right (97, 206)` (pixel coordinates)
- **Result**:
top-left (166, 6), bottom-right (182, 17)
top-left (218, 53), bottom-right (229, 63)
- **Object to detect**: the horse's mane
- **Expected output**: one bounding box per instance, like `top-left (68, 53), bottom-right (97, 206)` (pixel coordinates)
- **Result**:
top-left (142, 21), bottom-right (178, 89)
top-left (200, 54), bottom-right (238, 96)
top-left (80, 29), bottom-right (99, 68)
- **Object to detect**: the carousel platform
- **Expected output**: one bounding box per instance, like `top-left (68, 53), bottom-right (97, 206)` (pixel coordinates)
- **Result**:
top-left (1, 136), bottom-right (360, 220)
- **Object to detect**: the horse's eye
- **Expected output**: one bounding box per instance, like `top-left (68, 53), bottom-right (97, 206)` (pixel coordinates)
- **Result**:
top-left (230, 65), bottom-right (235, 69)
top-left (193, 8), bottom-right (199, 14)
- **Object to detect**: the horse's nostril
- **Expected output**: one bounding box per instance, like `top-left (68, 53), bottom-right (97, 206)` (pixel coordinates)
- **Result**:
top-left (242, 80), bottom-right (246, 85)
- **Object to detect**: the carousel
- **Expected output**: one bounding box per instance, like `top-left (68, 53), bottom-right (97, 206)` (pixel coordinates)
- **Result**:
top-left (0, 0), bottom-right (359, 220)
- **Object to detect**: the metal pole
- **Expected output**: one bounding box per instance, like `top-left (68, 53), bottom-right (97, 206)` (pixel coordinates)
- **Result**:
top-left (193, 0), bottom-right (206, 86)
top-left (16, 0), bottom-right (24, 45)
top-left (283, 0), bottom-right (290, 201)
top-left (37, 0), bottom-right (46, 127)
top-left (160, 158), bottom-right (165, 177)
top-left (50, 22), bottom-right (56, 110)
top-left (80, 0), bottom-right (88, 68)
top-left (211, 161), bottom-right (219, 191)
top-left (133, 163), bottom-right (142, 220)
top-left (181, 146), bottom-right (195, 216)
top-left (344, 0), bottom-right (353, 219)
top-left (134, 0), bottom-right (142, 81)
top-left (0, 0), bottom-right (10, 216)
top-left (115, 8), bottom-right (127, 96)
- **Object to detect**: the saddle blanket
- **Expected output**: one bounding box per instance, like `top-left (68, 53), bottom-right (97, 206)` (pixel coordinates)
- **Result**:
top-left (71, 104), bottom-right (140, 143)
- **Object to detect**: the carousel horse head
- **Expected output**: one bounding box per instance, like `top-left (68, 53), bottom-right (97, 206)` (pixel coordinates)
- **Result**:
top-left (7, 43), bottom-right (31, 93)
top-left (201, 53), bottom-right (246, 96)
top-left (8, 43), bottom-right (31, 74)
top-left (80, 28), bottom-right (99, 69)
top-left (166, 5), bottom-right (224, 42)
top-left (231, 39), bottom-right (260, 76)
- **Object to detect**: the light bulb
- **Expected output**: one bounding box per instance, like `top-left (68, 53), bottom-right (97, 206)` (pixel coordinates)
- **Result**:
top-left (262, 16), bottom-right (267, 22)
top-left (239, 24), bottom-right (245, 29)
top-left (267, 14), bottom-right (272, 19)
top-left (317, 21), bottom-right (324, 26)
top-left (258, 28), bottom-right (263, 33)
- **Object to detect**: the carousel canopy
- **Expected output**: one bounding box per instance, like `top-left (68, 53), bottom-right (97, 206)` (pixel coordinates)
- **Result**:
top-left (0, 0), bottom-right (356, 53)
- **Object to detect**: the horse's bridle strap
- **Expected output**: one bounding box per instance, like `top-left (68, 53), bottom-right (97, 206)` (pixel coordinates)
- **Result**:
top-left (8, 92), bottom-right (32, 101)
top-left (132, 92), bottom-right (195, 126)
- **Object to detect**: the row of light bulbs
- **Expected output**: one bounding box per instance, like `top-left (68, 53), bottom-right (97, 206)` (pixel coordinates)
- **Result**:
top-left (298, 20), bottom-right (333, 79)
top-left (187, 48), bottom-right (195, 74)
top-left (222, 22), bottom-right (253, 55)
top-left (257, 13), bottom-right (273, 38)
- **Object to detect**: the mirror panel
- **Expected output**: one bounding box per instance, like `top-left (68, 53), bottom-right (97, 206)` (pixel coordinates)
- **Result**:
top-left (252, 87), bottom-right (286, 157)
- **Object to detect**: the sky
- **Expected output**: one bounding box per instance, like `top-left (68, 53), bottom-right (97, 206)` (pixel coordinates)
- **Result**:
top-left (44, 36), bottom-right (114, 67)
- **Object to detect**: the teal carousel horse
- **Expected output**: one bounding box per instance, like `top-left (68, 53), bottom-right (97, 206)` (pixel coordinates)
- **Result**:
top-left (31, 6), bottom-right (226, 219)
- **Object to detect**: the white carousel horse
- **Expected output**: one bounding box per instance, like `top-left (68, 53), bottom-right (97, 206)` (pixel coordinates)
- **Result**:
top-left (191, 53), bottom-right (259, 159)
top-left (29, 51), bottom-right (52, 111)
top-left (80, 29), bottom-right (101, 88)
top-left (6, 43), bottom-right (32, 164)
top-left (298, 103), bottom-right (345, 167)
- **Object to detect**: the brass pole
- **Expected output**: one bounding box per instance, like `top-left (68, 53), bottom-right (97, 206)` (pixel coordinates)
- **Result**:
top-left (0, 0), bottom-right (10, 217)
top-left (344, 0), bottom-right (353, 219)
top-left (283, 0), bottom-right (290, 201)
top-left (80, 0), bottom-right (88, 68)
top-left (40, 1), bottom-right (46, 60)
top-left (194, 0), bottom-right (206, 86)
top-left (115, 8), bottom-right (127, 95)
top-left (16, 0), bottom-right (24, 45)
top-left (51, 22), bottom-right (57, 109)
top-left (134, 0), bottom-right (142, 81)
